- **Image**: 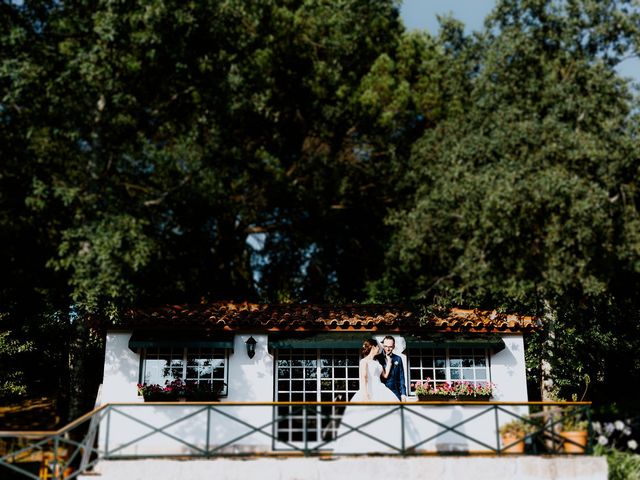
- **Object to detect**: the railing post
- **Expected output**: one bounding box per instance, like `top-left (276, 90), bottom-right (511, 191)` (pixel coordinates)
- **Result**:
top-left (105, 407), bottom-right (111, 459)
top-left (205, 405), bottom-right (211, 455)
top-left (494, 404), bottom-right (501, 454)
top-left (53, 434), bottom-right (59, 480)
top-left (400, 403), bottom-right (406, 455)
top-left (303, 404), bottom-right (309, 456)
top-left (586, 404), bottom-right (593, 455)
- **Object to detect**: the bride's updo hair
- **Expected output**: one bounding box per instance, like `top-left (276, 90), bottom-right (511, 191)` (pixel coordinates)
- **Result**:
top-left (360, 338), bottom-right (379, 358)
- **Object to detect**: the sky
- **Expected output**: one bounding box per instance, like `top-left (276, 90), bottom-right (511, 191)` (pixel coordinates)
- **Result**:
top-left (399, 0), bottom-right (640, 86)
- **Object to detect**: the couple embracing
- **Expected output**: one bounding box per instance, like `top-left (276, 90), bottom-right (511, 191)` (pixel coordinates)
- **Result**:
top-left (359, 336), bottom-right (407, 403)
top-left (334, 336), bottom-right (419, 453)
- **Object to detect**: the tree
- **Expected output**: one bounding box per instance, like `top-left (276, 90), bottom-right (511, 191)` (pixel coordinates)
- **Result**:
top-left (0, 0), bottom-right (405, 414)
top-left (371, 0), bottom-right (640, 402)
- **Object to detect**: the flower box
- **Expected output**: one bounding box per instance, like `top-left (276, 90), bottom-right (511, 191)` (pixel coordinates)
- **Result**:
top-left (416, 394), bottom-right (456, 402)
top-left (413, 379), bottom-right (495, 401)
top-left (138, 380), bottom-right (223, 402)
top-left (142, 392), bottom-right (179, 402)
top-left (455, 394), bottom-right (492, 401)
top-left (416, 394), bottom-right (492, 402)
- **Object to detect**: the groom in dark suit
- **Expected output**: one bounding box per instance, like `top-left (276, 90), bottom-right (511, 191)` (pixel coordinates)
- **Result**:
top-left (377, 335), bottom-right (407, 401)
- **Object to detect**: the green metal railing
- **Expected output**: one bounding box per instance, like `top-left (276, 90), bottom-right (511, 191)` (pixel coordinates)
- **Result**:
top-left (0, 401), bottom-right (592, 479)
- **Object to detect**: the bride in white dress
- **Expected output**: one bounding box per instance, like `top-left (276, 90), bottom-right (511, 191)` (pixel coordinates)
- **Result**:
top-left (333, 339), bottom-right (419, 454)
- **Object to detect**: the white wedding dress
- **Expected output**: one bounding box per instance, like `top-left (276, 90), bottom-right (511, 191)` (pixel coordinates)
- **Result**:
top-left (333, 360), bottom-right (420, 454)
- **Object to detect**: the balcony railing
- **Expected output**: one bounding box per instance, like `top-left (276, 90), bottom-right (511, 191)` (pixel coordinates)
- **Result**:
top-left (0, 401), bottom-right (592, 479)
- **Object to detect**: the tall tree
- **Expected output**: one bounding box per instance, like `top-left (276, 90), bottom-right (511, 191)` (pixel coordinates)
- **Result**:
top-left (0, 0), bottom-right (405, 414)
top-left (371, 0), bottom-right (640, 402)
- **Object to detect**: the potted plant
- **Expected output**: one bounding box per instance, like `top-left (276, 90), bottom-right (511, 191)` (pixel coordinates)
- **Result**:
top-left (413, 378), bottom-right (495, 401)
top-left (499, 418), bottom-right (534, 454)
top-left (561, 408), bottom-right (589, 453)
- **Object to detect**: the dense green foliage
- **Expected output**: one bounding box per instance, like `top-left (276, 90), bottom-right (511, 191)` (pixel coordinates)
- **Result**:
top-left (371, 0), bottom-right (640, 403)
top-left (596, 446), bottom-right (640, 480)
top-left (1, 0), bottom-right (639, 418)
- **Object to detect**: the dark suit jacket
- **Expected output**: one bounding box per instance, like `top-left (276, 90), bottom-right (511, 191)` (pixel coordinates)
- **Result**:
top-left (376, 352), bottom-right (406, 400)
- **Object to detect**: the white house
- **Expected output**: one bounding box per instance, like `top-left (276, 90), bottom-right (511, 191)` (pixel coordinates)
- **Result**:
top-left (98, 302), bottom-right (538, 456)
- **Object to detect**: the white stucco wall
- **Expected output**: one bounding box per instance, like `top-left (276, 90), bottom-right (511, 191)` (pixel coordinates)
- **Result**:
top-left (491, 334), bottom-right (529, 402)
top-left (82, 457), bottom-right (609, 480)
top-left (98, 331), bottom-right (530, 455)
top-left (101, 331), bottom-right (144, 403)
top-left (489, 334), bottom-right (531, 434)
top-left (99, 331), bottom-right (275, 455)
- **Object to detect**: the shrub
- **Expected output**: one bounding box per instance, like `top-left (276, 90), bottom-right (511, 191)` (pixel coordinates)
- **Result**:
top-left (594, 445), bottom-right (640, 480)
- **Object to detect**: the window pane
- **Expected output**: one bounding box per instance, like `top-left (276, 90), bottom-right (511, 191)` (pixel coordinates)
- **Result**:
top-left (346, 356), bottom-right (359, 367)
top-left (142, 347), bottom-right (228, 396)
top-left (407, 347), bottom-right (490, 399)
top-left (275, 348), bottom-right (361, 447)
top-left (462, 369), bottom-right (475, 380)
top-left (142, 358), bottom-right (170, 385)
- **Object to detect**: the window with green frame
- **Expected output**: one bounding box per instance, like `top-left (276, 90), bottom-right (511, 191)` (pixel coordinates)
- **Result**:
top-left (407, 347), bottom-right (490, 395)
top-left (140, 347), bottom-right (228, 396)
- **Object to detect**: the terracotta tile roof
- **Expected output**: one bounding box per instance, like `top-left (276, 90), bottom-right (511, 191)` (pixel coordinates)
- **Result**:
top-left (119, 302), bottom-right (538, 333)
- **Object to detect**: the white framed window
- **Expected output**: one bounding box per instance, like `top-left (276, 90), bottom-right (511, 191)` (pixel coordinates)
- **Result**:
top-left (140, 347), bottom-right (228, 396)
top-left (274, 349), bottom-right (360, 446)
top-left (407, 347), bottom-right (490, 395)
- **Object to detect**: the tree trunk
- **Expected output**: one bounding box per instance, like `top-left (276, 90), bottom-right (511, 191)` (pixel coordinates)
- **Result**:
top-left (540, 299), bottom-right (561, 452)
top-left (540, 299), bottom-right (556, 401)
top-left (68, 316), bottom-right (89, 421)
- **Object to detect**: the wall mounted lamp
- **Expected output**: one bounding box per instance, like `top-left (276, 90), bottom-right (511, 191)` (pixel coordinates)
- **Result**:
top-left (245, 336), bottom-right (257, 359)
